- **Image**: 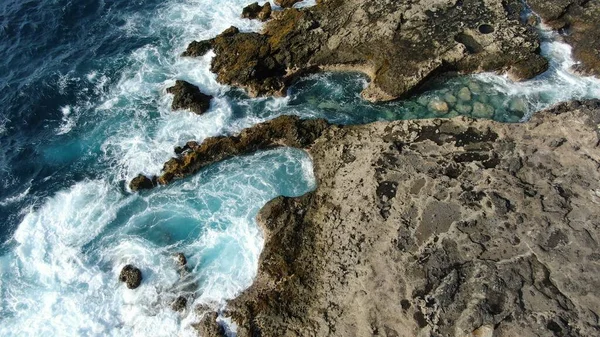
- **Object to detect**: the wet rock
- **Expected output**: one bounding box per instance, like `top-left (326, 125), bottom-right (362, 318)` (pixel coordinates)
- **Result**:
top-left (458, 87), bottom-right (472, 101)
top-left (131, 115), bottom-right (330, 188)
top-left (455, 103), bottom-right (473, 115)
top-left (275, 0), bottom-right (302, 8)
top-left (171, 296), bottom-right (187, 312)
top-left (508, 54), bottom-right (549, 81)
top-left (193, 312), bottom-right (225, 337)
top-left (225, 100), bottom-right (600, 337)
top-left (167, 80), bottom-right (213, 115)
top-left (528, 0), bottom-right (600, 76)
top-left (472, 102), bottom-right (495, 118)
top-left (242, 2), bottom-right (272, 21)
top-left (175, 253), bottom-right (187, 267)
top-left (428, 99), bottom-right (449, 115)
top-left (181, 39), bottom-right (212, 57)
top-left (129, 174), bottom-right (155, 191)
top-left (509, 97), bottom-right (528, 117)
top-left (444, 93), bottom-right (457, 106)
top-left (201, 0), bottom-right (547, 101)
top-left (119, 264), bottom-right (142, 289)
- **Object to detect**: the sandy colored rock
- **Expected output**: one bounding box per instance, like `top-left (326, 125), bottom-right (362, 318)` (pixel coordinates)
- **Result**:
top-left (190, 0), bottom-right (548, 102)
top-left (220, 100), bottom-right (600, 337)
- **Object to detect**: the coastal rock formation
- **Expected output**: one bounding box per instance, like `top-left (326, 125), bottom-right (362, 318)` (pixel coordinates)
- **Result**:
top-left (242, 2), bottom-right (272, 21)
top-left (130, 115), bottom-right (329, 187)
top-left (119, 264), bottom-right (142, 289)
top-left (166, 80), bottom-right (213, 115)
top-left (129, 174), bottom-right (155, 191)
top-left (193, 312), bottom-right (226, 337)
top-left (528, 0), bottom-right (600, 76)
top-left (221, 100), bottom-right (600, 336)
top-left (187, 0), bottom-right (548, 101)
top-left (171, 296), bottom-right (187, 312)
top-left (275, 0), bottom-right (302, 8)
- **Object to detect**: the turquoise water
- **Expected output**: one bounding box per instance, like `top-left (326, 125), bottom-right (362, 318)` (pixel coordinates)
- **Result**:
top-left (0, 0), bottom-right (599, 335)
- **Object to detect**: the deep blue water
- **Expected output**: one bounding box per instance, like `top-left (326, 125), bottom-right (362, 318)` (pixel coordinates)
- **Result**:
top-left (0, 0), bottom-right (599, 335)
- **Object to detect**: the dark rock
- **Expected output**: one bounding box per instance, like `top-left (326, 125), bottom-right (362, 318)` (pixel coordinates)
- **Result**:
top-left (224, 101), bottom-right (600, 337)
top-left (275, 0), bottom-right (302, 8)
top-left (175, 253), bottom-right (187, 267)
top-left (130, 115), bottom-right (330, 188)
top-left (204, 0), bottom-right (547, 101)
top-left (129, 174), bottom-right (155, 191)
top-left (171, 296), bottom-right (187, 312)
top-left (242, 2), bottom-right (272, 21)
top-left (528, 0), bottom-right (600, 76)
top-left (181, 39), bottom-right (213, 57)
top-left (119, 264), bottom-right (142, 289)
top-left (192, 312), bottom-right (225, 337)
top-left (166, 80), bottom-right (213, 115)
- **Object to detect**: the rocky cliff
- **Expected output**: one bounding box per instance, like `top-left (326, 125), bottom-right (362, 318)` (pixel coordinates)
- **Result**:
top-left (183, 0), bottom-right (548, 102)
top-left (219, 100), bottom-right (600, 337)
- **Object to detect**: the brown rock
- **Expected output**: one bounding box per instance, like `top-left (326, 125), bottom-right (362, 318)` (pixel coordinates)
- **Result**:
top-left (223, 100), bottom-right (600, 337)
top-left (171, 296), bottom-right (187, 312)
top-left (242, 2), bottom-right (272, 21)
top-left (192, 312), bottom-right (225, 337)
top-left (528, 0), bottom-right (600, 76)
top-left (166, 80), bottom-right (213, 115)
top-left (181, 39), bottom-right (212, 57)
top-left (129, 174), bottom-right (155, 191)
top-left (119, 264), bottom-right (142, 289)
top-left (193, 0), bottom-right (547, 102)
top-left (275, 0), bottom-right (302, 8)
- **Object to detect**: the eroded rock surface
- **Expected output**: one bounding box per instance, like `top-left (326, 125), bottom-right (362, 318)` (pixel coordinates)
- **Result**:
top-left (166, 80), bottom-right (213, 115)
top-left (528, 0), bottom-right (600, 76)
top-left (133, 115), bottom-right (329, 187)
top-left (242, 2), bottom-right (272, 21)
top-left (119, 264), bottom-right (142, 289)
top-left (223, 100), bottom-right (600, 336)
top-left (186, 0), bottom-right (548, 101)
top-left (192, 312), bottom-right (226, 337)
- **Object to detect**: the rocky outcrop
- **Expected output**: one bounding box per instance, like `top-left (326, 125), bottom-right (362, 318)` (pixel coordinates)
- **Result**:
top-left (129, 174), bottom-right (155, 191)
top-left (193, 312), bottom-right (226, 337)
top-left (528, 0), bottom-right (600, 76)
top-left (275, 0), bottom-right (302, 8)
top-left (130, 115), bottom-right (330, 188)
top-left (119, 264), bottom-right (142, 289)
top-left (171, 296), bottom-right (187, 312)
top-left (222, 100), bottom-right (600, 336)
top-left (242, 2), bottom-right (272, 21)
top-left (185, 0), bottom-right (548, 101)
top-left (166, 80), bottom-right (213, 115)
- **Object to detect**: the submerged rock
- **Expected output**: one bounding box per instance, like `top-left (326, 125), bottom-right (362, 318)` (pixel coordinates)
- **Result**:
top-left (119, 265), bottom-right (142, 289)
top-left (223, 100), bottom-right (600, 337)
top-left (175, 253), bottom-right (187, 267)
top-left (427, 99), bottom-right (449, 115)
top-left (166, 80), bottom-right (213, 115)
top-left (242, 2), bottom-right (272, 21)
top-left (171, 296), bottom-right (187, 312)
top-left (189, 0), bottom-right (548, 102)
top-left (471, 102), bottom-right (495, 118)
top-left (458, 87), bottom-right (472, 101)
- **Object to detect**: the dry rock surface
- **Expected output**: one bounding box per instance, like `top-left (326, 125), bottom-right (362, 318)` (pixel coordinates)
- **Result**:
top-left (182, 0), bottom-right (548, 101)
top-left (215, 100), bottom-right (600, 337)
top-left (528, 0), bottom-right (600, 76)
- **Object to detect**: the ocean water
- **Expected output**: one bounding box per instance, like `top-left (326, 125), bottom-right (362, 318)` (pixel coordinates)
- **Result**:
top-left (0, 0), bottom-right (599, 336)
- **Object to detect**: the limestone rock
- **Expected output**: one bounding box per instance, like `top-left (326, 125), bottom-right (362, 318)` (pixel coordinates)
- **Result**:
top-left (528, 0), bottom-right (600, 76)
top-left (242, 2), bottom-right (272, 21)
top-left (428, 98), bottom-right (449, 115)
top-left (275, 0), bottom-right (302, 8)
top-left (119, 264), bottom-right (142, 289)
top-left (458, 87), bottom-right (472, 101)
top-left (193, 312), bottom-right (225, 337)
top-left (471, 102), bottom-right (495, 118)
top-left (190, 0), bottom-right (548, 102)
top-left (166, 80), bottom-right (213, 115)
top-left (222, 100), bottom-right (600, 337)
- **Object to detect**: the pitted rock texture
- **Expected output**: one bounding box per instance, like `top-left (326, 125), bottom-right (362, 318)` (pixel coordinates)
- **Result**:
top-left (185, 0), bottom-right (548, 101)
top-left (242, 2), bottom-right (272, 22)
top-left (224, 100), bottom-right (600, 337)
top-left (528, 0), bottom-right (600, 76)
top-left (135, 115), bottom-right (329, 187)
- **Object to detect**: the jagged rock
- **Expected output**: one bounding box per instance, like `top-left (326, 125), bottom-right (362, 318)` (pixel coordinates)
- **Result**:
top-left (175, 253), bottom-right (187, 267)
top-left (171, 296), bottom-right (187, 312)
top-left (223, 100), bottom-right (600, 337)
top-left (275, 0), bottom-right (302, 8)
top-left (181, 39), bottom-right (212, 57)
top-left (528, 0), bottom-right (600, 76)
top-left (193, 0), bottom-right (548, 101)
top-left (192, 312), bottom-right (226, 337)
top-left (119, 264), bottom-right (142, 289)
top-left (129, 174), bottom-right (155, 191)
top-left (242, 2), bottom-right (272, 21)
top-left (166, 80), bottom-right (213, 115)
top-left (130, 115), bottom-right (330, 188)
